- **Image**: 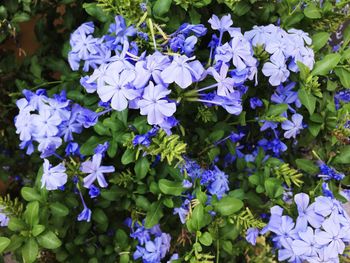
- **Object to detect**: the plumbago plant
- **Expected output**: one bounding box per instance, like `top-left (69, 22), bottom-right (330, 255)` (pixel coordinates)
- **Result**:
top-left (1, 0), bottom-right (350, 262)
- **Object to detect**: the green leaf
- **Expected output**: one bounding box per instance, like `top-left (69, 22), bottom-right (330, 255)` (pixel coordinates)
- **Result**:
top-left (312, 32), bottom-right (330, 51)
top-left (233, 2), bottom-right (251, 16)
top-left (312, 53), bottom-right (341, 76)
top-left (334, 68), bottom-right (350, 88)
top-left (158, 179), bottom-right (184, 196)
top-left (308, 122), bottom-right (322, 137)
top-left (80, 136), bottom-right (107, 155)
top-left (50, 202), bottom-right (69, 217)
top-left (82, 3), bottom-right (108, 22)
top-left (30, 56), bottom-right (41, 79)
top-left (153, 0), bottom-right (172, 17)
top-left (37, 231), bottom-right (62, 249)
top-left (21, 187), bottom-right (42, 202)
top-left (295, 159), bottom-right (319, 174)
top-left (298, 89), bottom-right (316, 115)
top-left (8, 218), bottom-right (27, 232)
top-left (304, 4), bottom-right (321, 19)
top-left (134, 157), bottom-right (150, 180)
top-left (264, 178), bottom-right (284, 198)
top-left (23, 201), bottom-right (39, 227)
top-left (12, 12), bottom-right (30, 23)
top-left (266, 103), bottom-right (288, 116)
top-left (121, 148), bottom-right (135, 165)
top-left (214, 196), bottom-right (243, 216)
top-left (22, 238), bottom-right (38, 263)
top-left (145, 201), bottom-right (163, 229)
top-left (199, 232), bottom-right (213, 246)
top-left (32, 225), bottom-right (45, 237)
top-left (186, 204), bottom-right (210, 231)
top-left (333, 146), bottom-right (350, 164)
top-left (0, 237), bottom-right (10, 253)
top-left (297, 61), bottom-right (310, 80)
top-left (92, 209), bottom-right (108, 230)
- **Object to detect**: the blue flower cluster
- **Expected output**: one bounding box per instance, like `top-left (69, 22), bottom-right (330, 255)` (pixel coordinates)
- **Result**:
top-left (15, 89), bottom-right (98, 157)
top-left (318, 162), bottom-right (345, 181)
top-left (126, 219), bottom-right (171, 263)
top-left (174, 159), bottom-right (229, 223)
top-left (245, 25), bottom-right (314, 86)
top-left (261, 193), bottom-right (350, 263)
top-left (69, 14), bottom-right (314, 132)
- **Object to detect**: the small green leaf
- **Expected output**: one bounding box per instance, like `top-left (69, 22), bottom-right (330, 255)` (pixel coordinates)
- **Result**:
top-left (266, 104), bottom-right (288, 116)
top-left (8, 218), bottom-right (27, 232)
top-left (82, 3), bottom-right (108, 22)
top-left (22, 238), bottom-right (38, 263)
top-left (50, 202), bottom-right (69, 217)
top-left (158, 179), bottom-right (184, 196)
top-left (308, 122), bottom-right (322, 137)
top-left (92, 209), bottom-right (108, 231)
top-left (298, 89), bottom-right (316, 115)
top-left (121, 149), bottom-right (135, 165)
top-left (214, 196), bottom-right (243, 216)
top-left (134, 157), bottom-right (150, 180)
top-left (333, 146), bottom-right (350, 164)
top-left (23, 201), bottom-right (39, 227)
top-left (0, 237), bottom-right (10, 253)
top-left (312, 32), bottom-right (330, 51)
top-left (297, 61), bottom-right (310, 80)
top-left (32, 225), bottom-right (45, 237)
top-left (37, 231), bottom-right (62, 249)
top-left (304, 4), bottom-right (321, 19)
top-left (264, 178), bottom-right (284, 198)
top-left (21, 187), bottom-right (42, 202)
top-left (295, 159), bottom-right (319, 174)
top-left (334, 68), bottom-right (350, 88)
top-left (199, 232), bottom-right (213, 246)
top-left (145, 201), bottom-right (163, 229)
top-left (312, 53), bottom-right (341, 76)
top-left (12, 12), bottom-right (30, 23)
top-left (153, 0), bottom-right (172, 17)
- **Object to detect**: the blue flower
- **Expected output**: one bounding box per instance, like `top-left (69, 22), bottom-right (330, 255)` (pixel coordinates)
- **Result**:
top-left (97, 69), bottom-right (139, 111)
top-left (318, 163), bottom-right (345, 181)
top-left (174, 199), bottom-right (190, 224)
top-left (294, 193), bottom-right (323, 230)
top-left (209, 63), bottom-right (235, 96)
top-left (41, 159), bottom-right (67, 191)
top-left (315, 218), bottom-right (348, 259)
top-left (262, 57), bottom-right (290, 86)
top-left (281, 113), bottom-right (303, 139)
top-left (246, 227), bottom-right (259, 245)
top-left (207, 166), bottom-right (229, 199)
top-left (161, 55), bottom-right (204, 89)
top-left (216, 34), bottom-right (257, 71)
top-left (208, 14), bottom-right (233, 32)
top-left (0, 209), bottom-right (9, 227)
top-left (77, 206), bottom-right (92, 222)
top-left (249, 97), bottom-right (263, 109)
top-left (81, 153), bottom-right (115, 188)
top-left (133, 52), bottom-right (171, 89)
top-left (89, 185), bottom-right (100, 198)
top-left (108, 15), bottom-right (136, 45)
top-left (138, 82), bottom-right (176, 125)
top-left (94, 142), bottom-right (109, 156)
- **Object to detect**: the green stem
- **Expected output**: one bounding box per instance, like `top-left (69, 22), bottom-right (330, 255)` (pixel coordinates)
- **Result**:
top-left (30, 80), bottom-right (63, 90)
top-left (216, 239), bottom-right (220, 263)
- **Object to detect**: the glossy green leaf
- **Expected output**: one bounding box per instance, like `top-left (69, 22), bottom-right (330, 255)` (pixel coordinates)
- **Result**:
top-left (298, 89), bottom-right (316, 115)
top-left (37, 231), bottom-right (62, 249)
top-left (0, 237), bottom-right (10, 253)
top-left (158, 179), bottom-right (184, 196)
top-left (145, 201), bottom-right (163, 229)
top-left (214, 196), bottom-right (243, 216)
top-left (312, 53), bottom-right (341, 76)
top-left (22, 238), bottom-right (38, 263)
